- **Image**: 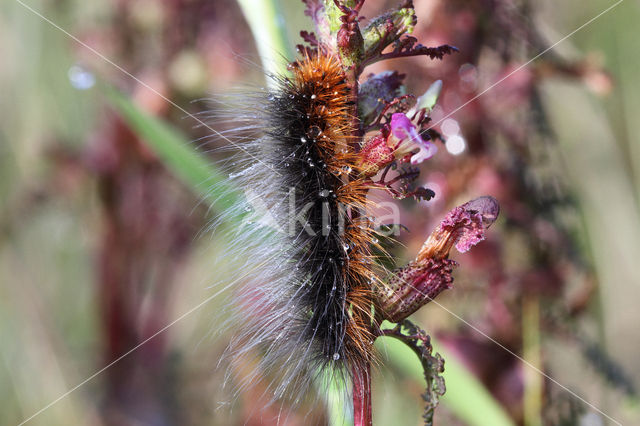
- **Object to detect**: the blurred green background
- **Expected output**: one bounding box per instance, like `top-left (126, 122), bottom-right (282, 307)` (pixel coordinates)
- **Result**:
top-left (1, 0), bottom-right (639, 425)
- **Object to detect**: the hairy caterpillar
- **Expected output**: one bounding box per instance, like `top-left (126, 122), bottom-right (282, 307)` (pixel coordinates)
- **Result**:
top-left (214, 51), bottom-right (381, 404)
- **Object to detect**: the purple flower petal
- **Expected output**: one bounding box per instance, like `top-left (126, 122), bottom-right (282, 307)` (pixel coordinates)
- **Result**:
top-left (410, 143), bottom-right (438, 165)
top-left (390, 113), bottom-right (413, 139)
top-left (390, 113), bottom-right (437, 164)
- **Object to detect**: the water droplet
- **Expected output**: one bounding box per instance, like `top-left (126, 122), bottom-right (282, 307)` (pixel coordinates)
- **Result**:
top-left (300, 136), bottom-right (307, 143)
top-left (343, 243), bottom-right (350, 251)
top-left (310, 94), bottom-right (317, 100)
top-left (372, 237), bottom-right (379, 244)
top-left (308, 126), bottom-right (322, 139)
top-left (332, 353), bottom-right (340, 361)
top-left (244, 205), bottom-right (252, 212)
top-left (342, 166), bottom-right (352, 174)
top-left (319, 189), bottom-right (331, 198)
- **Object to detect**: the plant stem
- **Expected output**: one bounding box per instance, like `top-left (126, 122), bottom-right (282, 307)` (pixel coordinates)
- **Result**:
top-left (352, 362), bottom-right (373, 426)
top-left (380, 321), bottom-right (446, 425)
top-left (522, 295), bottom-right (542, 426)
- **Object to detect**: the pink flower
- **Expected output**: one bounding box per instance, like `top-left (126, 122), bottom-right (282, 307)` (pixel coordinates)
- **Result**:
top-left (389, 113), bottom-right (437, 165)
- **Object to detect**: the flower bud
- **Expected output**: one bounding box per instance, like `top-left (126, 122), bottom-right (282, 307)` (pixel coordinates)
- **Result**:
top-left (362, 2), bottom-right (417, 61)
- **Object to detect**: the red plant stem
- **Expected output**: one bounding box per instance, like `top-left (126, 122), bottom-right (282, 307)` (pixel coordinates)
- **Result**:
top-left (353, 363), bottom-right (372, 426)
top-left (344, 67), bottom-right (363, 145)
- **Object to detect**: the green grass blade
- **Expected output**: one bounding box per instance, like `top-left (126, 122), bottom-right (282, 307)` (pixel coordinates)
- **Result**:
top-left (104, 88), bottom-right (242, 214)
top-left (236, 0), bottom-right (294, 81)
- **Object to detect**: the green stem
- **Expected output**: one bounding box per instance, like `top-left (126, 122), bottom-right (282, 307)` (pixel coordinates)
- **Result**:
top-left (380, 320), bottom-right (445, 426)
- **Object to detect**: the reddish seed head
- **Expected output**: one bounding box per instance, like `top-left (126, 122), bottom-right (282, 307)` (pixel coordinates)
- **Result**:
top-left (419, 195), bottom-right (500, 260)
top-left (377, 196), bottom-right (500, 322)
